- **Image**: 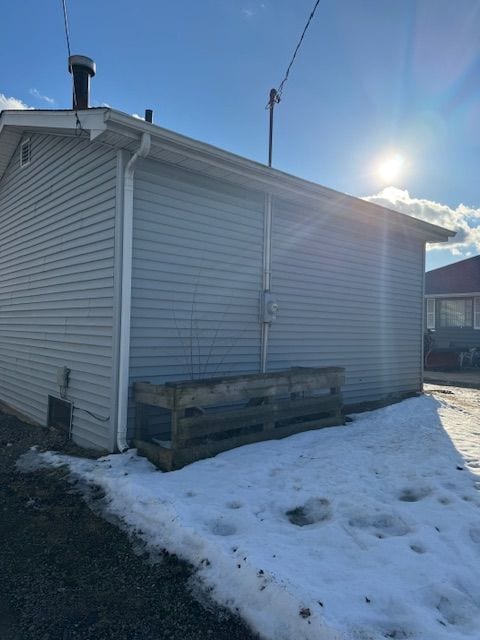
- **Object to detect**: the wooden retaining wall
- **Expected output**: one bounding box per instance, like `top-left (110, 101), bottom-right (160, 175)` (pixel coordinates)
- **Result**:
top-left (134, 366), bottom-right (345, 471)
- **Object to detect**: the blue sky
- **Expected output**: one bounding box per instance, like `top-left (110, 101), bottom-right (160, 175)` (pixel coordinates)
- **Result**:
top-left (1, 0), bottom-right (479, 270)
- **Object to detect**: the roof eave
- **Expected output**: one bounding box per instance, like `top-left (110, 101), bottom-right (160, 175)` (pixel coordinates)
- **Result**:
top-left (105, 110), bottom-right (454, 242)
top-left (0, 108), bottom-right (109, 138)
top-left (0, 108), bottom-right (455, 243)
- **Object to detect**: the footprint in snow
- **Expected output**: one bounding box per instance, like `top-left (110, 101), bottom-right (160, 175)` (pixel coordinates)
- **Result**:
top-left (398, 486), bottom-right (431, 503)
top-left (226, 500), bottom-right (244, 510)
top-left (468, 526), bottom-right (480, 544)
top-left (348, 513), bottom-right (410, 538)
top-left (210, 520), bottom-right (236, 536)
top-left (286, 497), bottom-right (331, 527)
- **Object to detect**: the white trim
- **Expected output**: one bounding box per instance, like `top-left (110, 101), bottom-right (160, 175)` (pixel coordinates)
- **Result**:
top-left (0, 109), bottom-right (108, 134)
top-left (424, 292), bottom-right (480, 299)
top-left (474, 297), bottom-right (480, 330)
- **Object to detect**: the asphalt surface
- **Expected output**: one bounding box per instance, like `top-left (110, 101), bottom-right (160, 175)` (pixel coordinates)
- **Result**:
top-left (0, 411), bottom-right (259, 640)
top-left (423, 368), bottom-right (480, 389)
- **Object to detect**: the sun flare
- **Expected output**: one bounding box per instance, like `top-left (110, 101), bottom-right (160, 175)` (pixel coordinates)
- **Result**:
top-left (377, 154), bottom-right (405, 183)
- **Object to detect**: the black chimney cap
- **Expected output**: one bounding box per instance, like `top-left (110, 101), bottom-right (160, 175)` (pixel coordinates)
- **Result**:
top-left (68, 55), bottom-right (96, 110)
top-left (68, 55), bottom-right (96, 77)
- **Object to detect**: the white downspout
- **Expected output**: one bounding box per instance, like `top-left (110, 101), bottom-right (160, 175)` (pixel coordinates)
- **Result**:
top-left (116, 132), bottom-right (151, 452)
top-left (420, 241), bottom-right (426, 392)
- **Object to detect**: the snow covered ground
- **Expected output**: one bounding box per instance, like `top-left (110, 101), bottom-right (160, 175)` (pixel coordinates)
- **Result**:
top-left (23, 386), bottom-right (480, 640)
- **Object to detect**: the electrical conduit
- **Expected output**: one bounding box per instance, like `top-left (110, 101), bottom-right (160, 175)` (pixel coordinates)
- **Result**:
top-left (261, 193), bottom-right (273, 373)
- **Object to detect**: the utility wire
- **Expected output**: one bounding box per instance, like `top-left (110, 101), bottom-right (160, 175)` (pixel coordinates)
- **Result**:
top-left (275, 0), bottom-right (321, 102)
top-left (266, 0), bottom-right (321, 166)
top-left (60, 0), bottom-right (84, 134)
top-left (61, 0), bottom-right (72, 58)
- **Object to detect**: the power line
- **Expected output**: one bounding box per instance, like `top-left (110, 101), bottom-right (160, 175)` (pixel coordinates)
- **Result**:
top-left (61, 0), bottom-right (72, 59)
top-left (60, 0), bottom-right (84, 134)
top-left (276, 0), bottom-right (321, 101)
top-left (266, 0), bottom-right (321, 166)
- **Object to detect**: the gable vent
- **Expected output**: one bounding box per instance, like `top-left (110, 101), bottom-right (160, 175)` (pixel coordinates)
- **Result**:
top-left (20, 139), bottom-right (31, 167)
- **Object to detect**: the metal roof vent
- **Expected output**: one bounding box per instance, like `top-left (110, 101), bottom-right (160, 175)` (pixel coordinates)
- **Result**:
top-left (20, 139), bottom-right (31, 167)
top-left (68, 55), bottom-right (96, 110)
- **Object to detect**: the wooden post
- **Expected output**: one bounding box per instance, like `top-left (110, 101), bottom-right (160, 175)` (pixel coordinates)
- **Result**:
top-left (135, 403), bottom-right (147, 441)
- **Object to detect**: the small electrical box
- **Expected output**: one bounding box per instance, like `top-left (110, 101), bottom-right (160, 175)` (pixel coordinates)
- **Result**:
top-left (261, 292), bottom-right (279, 323)
top-left (56, 366), bottom-right (71, 388)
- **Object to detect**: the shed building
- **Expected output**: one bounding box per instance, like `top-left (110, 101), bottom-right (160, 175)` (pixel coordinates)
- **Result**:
top-left (0, 108), bottom-right (452, 451)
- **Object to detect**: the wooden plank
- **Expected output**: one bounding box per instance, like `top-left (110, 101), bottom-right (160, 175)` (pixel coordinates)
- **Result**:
top-left (173, 415), bottom-right (344, 468)
top-left (133, 438), bottom-right (173, 471)
top-left (134, 368), bottom-right (345, 410)
top-left (166, 366), bottom-right (343, 389)
top-left (134, 382), bottom-right (175, 409)
top-left (173, 370), bottom-right (345, 409)
top-left (177, 395), bottom-right (342, 441)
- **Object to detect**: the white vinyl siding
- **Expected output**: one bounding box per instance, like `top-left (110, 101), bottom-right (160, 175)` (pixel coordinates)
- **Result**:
top-left (129, 159), bottom-right (264, 433)
top-left (426, 298), bottom-right (435, 329)
top-left (129, 165), bottom-right (428, 413)
top-left (268, 198), bottom-right (425, 405)
top-left (0, 133), bottom-right (117, 450)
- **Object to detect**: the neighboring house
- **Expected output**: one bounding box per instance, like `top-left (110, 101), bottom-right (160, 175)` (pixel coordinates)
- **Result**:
top-left (425, 256), bottom-right (480, 349)
top-left (0, 106), bottom-right (453, 452)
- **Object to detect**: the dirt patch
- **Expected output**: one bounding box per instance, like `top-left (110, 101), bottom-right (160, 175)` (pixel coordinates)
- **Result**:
top-left (0, 412), bottom-right (259, 640)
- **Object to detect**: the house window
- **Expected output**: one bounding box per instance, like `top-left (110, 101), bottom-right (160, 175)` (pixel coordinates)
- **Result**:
top-left (426, 298), bottom-right (435, 329)
top-left (475, 297), bottom-right (480, 330)
top-left (438, 298), bottom-right (473, 328)
top-left (20, 139), bottom-right (31, 167)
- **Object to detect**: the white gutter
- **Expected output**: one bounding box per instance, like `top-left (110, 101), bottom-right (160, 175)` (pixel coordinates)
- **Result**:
top-left (116, 132), bottom-right (151, 452)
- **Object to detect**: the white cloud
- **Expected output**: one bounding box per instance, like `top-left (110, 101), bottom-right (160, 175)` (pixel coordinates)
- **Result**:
top-left (0, 93), bottom-right (32, 110)
top-left (363, 187), bottom-right (480, 256)
top-left (242, 2), bottom-right (266, 18)
top-left (132, 113), bottom-right (145, 120)
top-left (29, 88), bottom-right (55, 105)
top-left (242, 8), bottom-right (255, 18)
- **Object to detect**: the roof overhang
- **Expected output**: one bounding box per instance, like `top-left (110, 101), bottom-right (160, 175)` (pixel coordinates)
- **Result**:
top-left (0, 108), bottom-right (455, 244)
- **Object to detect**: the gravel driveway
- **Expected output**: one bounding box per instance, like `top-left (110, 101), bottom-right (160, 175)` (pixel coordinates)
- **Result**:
top-left (0, 411), bottom-right (259, 640)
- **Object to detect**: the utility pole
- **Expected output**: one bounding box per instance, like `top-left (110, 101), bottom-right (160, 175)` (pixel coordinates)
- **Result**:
top-left (267, 88), bottom-right (280, 167)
